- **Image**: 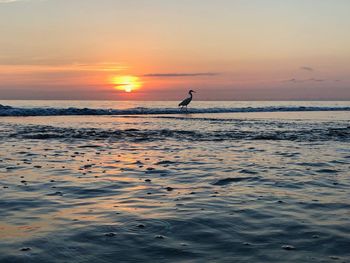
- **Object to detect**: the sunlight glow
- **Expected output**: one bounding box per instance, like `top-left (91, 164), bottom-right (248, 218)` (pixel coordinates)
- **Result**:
top-left (112, 75), bottom-right (142, 93)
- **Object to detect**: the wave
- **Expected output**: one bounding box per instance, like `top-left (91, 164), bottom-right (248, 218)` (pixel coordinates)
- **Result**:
top-left (3, 124), bottom-right (350, 142)
top-left (1, 104), bottom-right (350, 116)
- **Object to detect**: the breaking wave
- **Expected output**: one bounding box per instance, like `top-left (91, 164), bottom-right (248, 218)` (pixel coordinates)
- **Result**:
top-left (1, 104), bottom-right (350, 116)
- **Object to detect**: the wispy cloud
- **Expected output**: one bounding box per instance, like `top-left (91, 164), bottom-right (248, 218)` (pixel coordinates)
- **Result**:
top-left (0, 62), bottom-right (126, 87)
top-left (0, 63), bottom-right (126, 73)
top-left (300, 66), bottom-right (314, 72)
top-left (143, 72), bottom-right (219, 78)
top-left (0, 0), bottom-right (42, 3)
top-left (283, 78), bottom-right (340, 83)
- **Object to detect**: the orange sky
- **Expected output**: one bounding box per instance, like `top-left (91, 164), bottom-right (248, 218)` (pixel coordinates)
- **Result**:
top-left (0, 0), bottom-right (349, 100)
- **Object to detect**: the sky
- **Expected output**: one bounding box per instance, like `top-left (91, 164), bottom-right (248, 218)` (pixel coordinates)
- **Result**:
top-left (0, 0), bottom-right (349, 100)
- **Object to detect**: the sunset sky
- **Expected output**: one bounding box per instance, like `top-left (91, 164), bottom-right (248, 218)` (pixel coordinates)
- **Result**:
top-left (0, 0), bottom-right (349, 100)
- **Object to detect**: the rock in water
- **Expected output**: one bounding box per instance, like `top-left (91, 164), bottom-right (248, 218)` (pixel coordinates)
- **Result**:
top-left (282, 245), bottom-right (295, 250)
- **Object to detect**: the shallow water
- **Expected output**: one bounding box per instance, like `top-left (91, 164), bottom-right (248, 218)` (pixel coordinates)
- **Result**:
top-left (1, 100), bottom-right (350, 116)
top-left (0, 101), bottom-right (350, 262)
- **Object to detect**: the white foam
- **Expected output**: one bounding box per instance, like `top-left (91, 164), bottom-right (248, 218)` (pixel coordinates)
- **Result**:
top-left (0, 105), bottom-right (350, 116)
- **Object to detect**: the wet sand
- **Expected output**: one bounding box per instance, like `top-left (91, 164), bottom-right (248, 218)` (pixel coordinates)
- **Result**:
top-left (0, 111), bottom-right (350, 262)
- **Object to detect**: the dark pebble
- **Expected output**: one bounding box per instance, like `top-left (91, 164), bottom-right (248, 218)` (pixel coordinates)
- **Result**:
top-left (20, 247), bottom-right (31, 251)
top-left (282, 245), bottom-right (295, 250)
top-left (166, 187), bottom-right (174, 191)
top-left (105, 232), bottom-right (116, 237)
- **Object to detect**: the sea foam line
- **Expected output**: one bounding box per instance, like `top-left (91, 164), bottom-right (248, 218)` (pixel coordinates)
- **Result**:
top-left (1, 104), bottom-right (350, 116)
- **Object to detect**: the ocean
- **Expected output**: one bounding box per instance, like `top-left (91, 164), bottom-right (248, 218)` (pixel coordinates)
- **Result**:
top-left (0, 100), bottom-right (349, 262)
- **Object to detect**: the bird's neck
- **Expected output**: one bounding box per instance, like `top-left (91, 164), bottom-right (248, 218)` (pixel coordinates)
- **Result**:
top-left (189, 92), bottom-right (193, 98)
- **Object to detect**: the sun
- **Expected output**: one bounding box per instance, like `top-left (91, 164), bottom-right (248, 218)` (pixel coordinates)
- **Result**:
top-left (112, 75), bottom-right (142, 93)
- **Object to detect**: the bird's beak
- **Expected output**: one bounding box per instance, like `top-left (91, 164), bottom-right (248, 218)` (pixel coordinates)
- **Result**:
top-left (193, 91), bottom-right (196, 93)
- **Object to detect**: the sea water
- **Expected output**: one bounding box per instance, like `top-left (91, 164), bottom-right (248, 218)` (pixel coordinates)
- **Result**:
top-left (0, 101), bottom-right (349, 262)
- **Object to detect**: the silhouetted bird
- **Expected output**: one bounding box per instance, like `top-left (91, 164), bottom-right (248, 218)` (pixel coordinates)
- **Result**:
top-left (178, 90), bottom-right (195, 111)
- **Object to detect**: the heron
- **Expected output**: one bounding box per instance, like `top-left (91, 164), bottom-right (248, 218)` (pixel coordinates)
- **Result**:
top-left (178, 90), bottom-right (195, 111)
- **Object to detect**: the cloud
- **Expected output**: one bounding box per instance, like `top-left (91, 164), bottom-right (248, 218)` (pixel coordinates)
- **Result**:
top-left (0, 63), bottom-right (126, 74)
top-left (300, 66), bottom-right (314, 72)
top-left (143, 72), bottom-right (219, 77)
top-left (285, 78), bottom-right (301, 83)
top-left (283, 78), bottom-right (337, 83)
top-left (0, 0), bottom-right (42, 3)
top-left (0, 0), bottom-right (24, 2)
top-left (310, 78), bottom-right (325, 82)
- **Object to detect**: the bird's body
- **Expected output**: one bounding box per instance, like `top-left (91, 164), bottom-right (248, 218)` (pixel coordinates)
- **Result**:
top-left (179, 90), bottom-right (195, 111)
top-left (178, 96), bottom-right (192, 107)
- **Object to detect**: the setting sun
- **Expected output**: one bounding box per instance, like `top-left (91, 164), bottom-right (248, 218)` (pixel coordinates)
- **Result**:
top-left (112, 75), bottom-right (142, 93)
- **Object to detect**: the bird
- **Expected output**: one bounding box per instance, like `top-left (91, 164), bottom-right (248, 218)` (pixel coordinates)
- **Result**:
top-left (178, 90), bottom-right (195, 111)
